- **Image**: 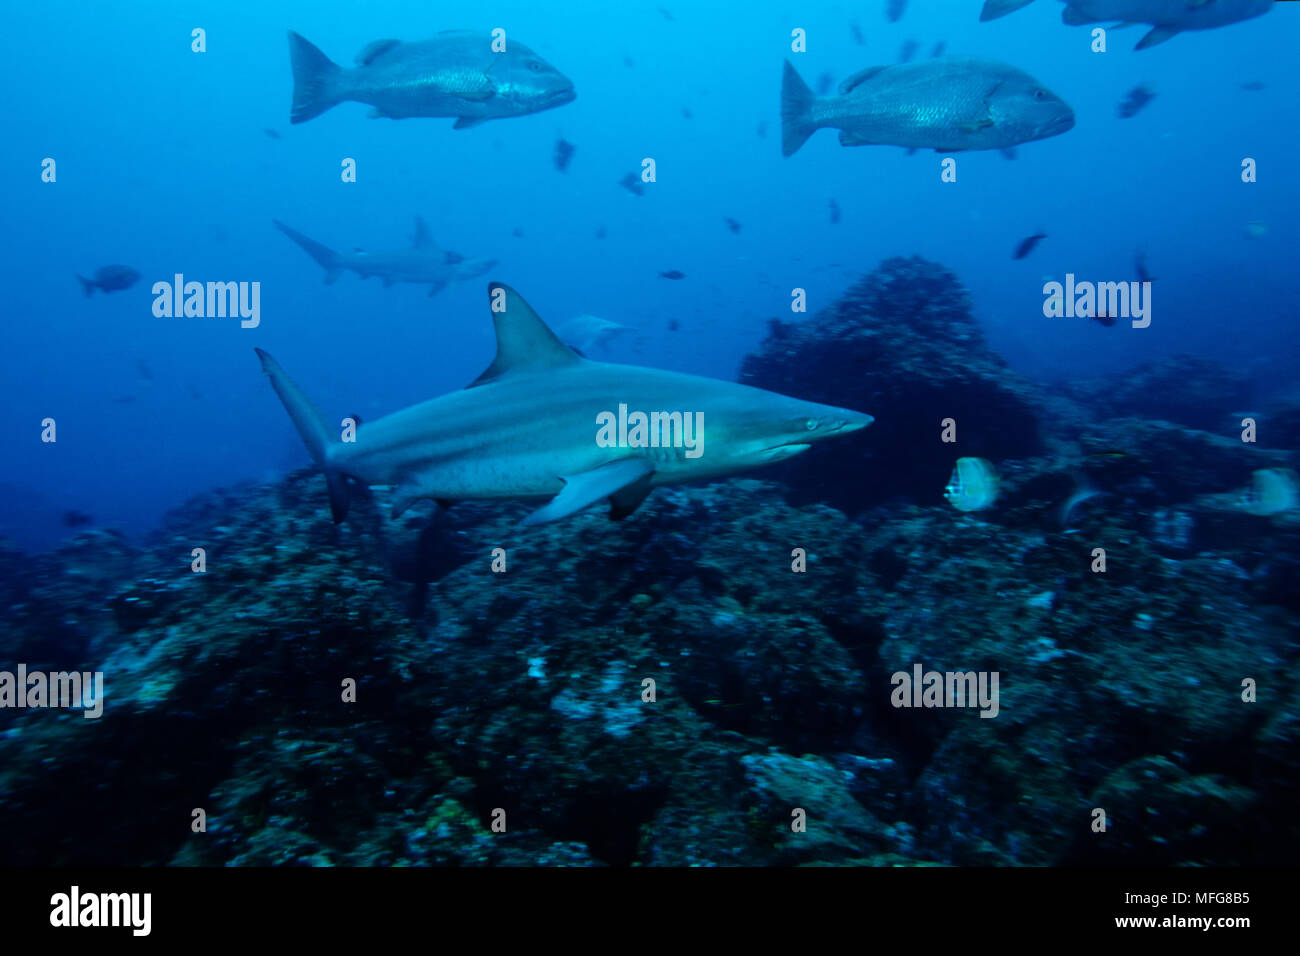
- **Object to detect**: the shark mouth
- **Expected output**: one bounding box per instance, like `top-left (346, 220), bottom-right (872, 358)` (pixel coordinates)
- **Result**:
top-left (762, 443), bottom-right (812, 461)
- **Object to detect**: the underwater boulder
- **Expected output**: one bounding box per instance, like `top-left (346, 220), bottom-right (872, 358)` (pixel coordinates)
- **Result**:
top-left (740, 256), bottom-right (1046, 513)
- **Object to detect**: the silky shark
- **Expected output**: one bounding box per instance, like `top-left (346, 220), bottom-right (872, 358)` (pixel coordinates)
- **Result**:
top-left (272, 217), bottom-right (497, 296)
top-left (256, 284), bottom-right (873, 526)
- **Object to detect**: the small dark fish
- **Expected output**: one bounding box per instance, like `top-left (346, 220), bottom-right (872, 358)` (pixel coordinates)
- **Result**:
top-left (681, 107), bottom-right (693, 119)
top-left (512, 227), bottom-right (524, 238)
top-left (623, 56), bottom-right (635, 69)
top-left (931, 41), bottom-right (947, 57)
top-left (756, 121), bottom-right (768, 139)
top-left (887, 0), bottom-right (908, 23)
top-left (1240, 80), bottom-right (1265, 91)
top-left (553, 137), bottom-right (575, 172)
top-left (899, 39), bottom-right (919, 63)
top-left (619, 172), bottom-right (645, 196)
top-left (1012, 233), bottom-right (1047, 260)
top-left (62, 510), bottom-right (94, 529)
top-left (77, 264), bottom-right (141, 297)
top-left (595, 225), bottom-right (607, 240)
top-left (1092, 311), bottom-right (1117, 328)
top-left (668, 319), bottom-right (680, 332)
top-left (659, 270), bottom-right (686, 280)
top-left (135, 360), bottom-right (154, 382)
top-left (816, 71), bottom-right (835, 95)
top-left (828, 199), bottom-right (841, 224)
top-left (1135, 250), bottom-right (1156, 283)
top-left (262, 128), bottom-right (281, 140)
top-left (1118, 84), bottom-right (1155, 119)
top-left (658, 6), bottom-right (675, 20)
top-left (112, 394), bottom-right (137, 404)
top-left (724, 217), bottom-right (742, 234)
top-left (850, 22), bottom-right (865, 45)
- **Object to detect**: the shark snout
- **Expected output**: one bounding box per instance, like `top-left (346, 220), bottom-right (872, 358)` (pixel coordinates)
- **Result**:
top-left (818, 409), bottom-right (873, 436)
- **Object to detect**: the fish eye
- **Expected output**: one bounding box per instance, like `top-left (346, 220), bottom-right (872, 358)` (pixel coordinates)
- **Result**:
top-left (805, 418), bottom-right (818, 431)
top-left (1033, 89), bottom-right (1046, 100)
top-left (528, 61), bottom-right (543, 72)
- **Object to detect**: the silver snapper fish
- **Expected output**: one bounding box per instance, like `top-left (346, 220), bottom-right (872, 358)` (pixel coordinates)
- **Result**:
top-left (980, 0), bottom-right (1272, 49)
top-left (781, 57), bottom-right (1074, 156)
top-left (273, 218), bottom-right (496, 297)
top-left (288, 30), bottom-right (576, 125)
top-left (255, 284), bottom-right (872, 526)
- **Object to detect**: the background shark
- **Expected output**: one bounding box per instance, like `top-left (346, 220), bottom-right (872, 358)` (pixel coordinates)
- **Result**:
top-left (256, 283), bottom-right (872, 526)
top-left (272, 217), bottom-right (497, 296)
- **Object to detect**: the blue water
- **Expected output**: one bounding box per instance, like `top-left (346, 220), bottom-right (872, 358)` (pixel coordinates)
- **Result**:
top-left (1, 0), bottom-right (1295, 549)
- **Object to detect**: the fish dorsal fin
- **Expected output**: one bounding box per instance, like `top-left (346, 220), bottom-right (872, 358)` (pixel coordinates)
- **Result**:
top-left (412, 216), bottom-right (434, 248)
top-left (468, 283), bottom-right (582, 387)
top-left (839, 65), bottom-right (889, 94)
top-left (356, 38), bottom-right (401, 66)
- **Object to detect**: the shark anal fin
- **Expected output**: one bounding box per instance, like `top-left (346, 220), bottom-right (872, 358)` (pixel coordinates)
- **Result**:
top-left (522, 459), bottom-right (655, 527)
top-left (391, 482), bottom-right (425, 519)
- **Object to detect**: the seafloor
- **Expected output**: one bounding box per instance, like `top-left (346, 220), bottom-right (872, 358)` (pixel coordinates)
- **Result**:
top-left (2, 258), bottom-right (1296, 866)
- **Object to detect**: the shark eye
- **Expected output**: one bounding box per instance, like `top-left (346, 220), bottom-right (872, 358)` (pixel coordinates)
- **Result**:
top-left (1033, 89), bottom-right (1046, 100)
top-left (528, 61), bottom-right (544, 73)
top-left (805, 418), bottom-right (818, 431)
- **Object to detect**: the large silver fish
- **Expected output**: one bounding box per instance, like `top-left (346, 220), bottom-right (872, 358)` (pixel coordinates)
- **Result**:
top-left (980, 0), bottom-right (1273, 49)
top-left (288, 30), bottom-right (576, 125)
top-left (781, 57), bottom-right (1074, 156)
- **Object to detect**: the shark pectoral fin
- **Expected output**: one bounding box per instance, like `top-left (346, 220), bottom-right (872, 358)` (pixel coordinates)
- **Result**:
top-left (522, 459), bottom-right (655, 527)
top-left (608, 472), bottom-right (655, 521)
top-left (453, 116), bottom-right (489, 129)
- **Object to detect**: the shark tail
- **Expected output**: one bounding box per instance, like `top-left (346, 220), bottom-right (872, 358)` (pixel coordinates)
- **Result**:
top-left (980, 0), bottom-right (1036, 21)
top-left (272, 219), bottom-right (343, 284)
top-left (76, 274), bottom-right (95, 297)
top-left (254, 348), bottom-right (351, 522)
top-left (780, 60), bottom-right (818, 157)
top-left (288, 31), bottom-right (343, 124)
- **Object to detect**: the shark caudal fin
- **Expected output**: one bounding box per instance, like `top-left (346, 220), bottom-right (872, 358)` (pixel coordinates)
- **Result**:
top-left (780, 60), bottom-right (818, 157)
top-left (272, 220), bottom-right (343, 283)
top-left (76, 274), bottom-right (95, 297)
top-left (254, 348), bottom-right (351, 522)
top-left (288, 31), bottom-right (343, 124)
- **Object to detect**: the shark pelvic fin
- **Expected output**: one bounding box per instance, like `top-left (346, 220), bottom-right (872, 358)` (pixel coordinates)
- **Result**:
top-left (469, 283), bottom-right (583, 387)
top-left (522, 459), bottom-right (655, 527)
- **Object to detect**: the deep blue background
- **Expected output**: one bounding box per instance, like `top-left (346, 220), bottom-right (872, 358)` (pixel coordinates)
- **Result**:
top-left (1, 0), bottom-right (1294, 548)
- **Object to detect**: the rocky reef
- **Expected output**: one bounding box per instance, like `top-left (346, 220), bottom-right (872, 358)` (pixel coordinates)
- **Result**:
top-left (1, 256), bottom-right (1296, 867)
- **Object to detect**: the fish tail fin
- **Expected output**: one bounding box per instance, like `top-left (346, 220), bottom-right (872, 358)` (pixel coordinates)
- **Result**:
top-left (272, 219), bottom-right (342, 283)
top-left (288, 31), bottom-right (343, 124)
top-left (780, 60), bottom-right (819, 157)
top-left (76, 274), bottom-right (95, 297)
top-left (980, 0), bottom-right (1036, 21)
top-left (254, 348), bottom-right (351, 522)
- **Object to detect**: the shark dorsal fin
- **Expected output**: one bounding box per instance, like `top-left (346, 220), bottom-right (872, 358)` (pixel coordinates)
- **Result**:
top-left (412, 216), bottom-right (434, 249)
top-left (468, 283), bottom-right (582, 387)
